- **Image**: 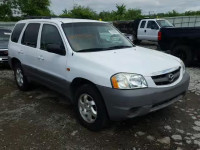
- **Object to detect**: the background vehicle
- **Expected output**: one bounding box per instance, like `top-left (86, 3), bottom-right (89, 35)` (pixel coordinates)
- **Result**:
top-left (0, 28), bottom-right (11, 64)
top-left (113, 19), bottom-right (173, 43)
top-left (158, 27), bottom-right (200, 66)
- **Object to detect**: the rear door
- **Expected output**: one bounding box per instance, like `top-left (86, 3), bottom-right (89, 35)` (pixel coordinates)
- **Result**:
top-left (20, 23), bottom-right (41, 76)
top-left (145, 21), bottom-right (160, 41)
top-left (9, 23), bottom-right (26, 63)
top-left (137, 20), bottom-right (147, 40)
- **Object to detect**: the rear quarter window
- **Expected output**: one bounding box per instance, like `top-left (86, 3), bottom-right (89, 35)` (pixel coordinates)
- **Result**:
top-left (11, 23), bottom-right (25, 43)
top-left (140, 21), bottom-right (146, 28)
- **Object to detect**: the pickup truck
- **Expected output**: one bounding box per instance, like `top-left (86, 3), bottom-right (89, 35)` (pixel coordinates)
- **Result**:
top-left (113, 19), bottom-right (174, 43)
top-left (158, 27), bottom-right (200, 66)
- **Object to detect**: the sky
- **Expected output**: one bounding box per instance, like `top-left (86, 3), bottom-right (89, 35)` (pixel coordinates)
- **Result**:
top-left (50, 0), bottom-right (200, 15)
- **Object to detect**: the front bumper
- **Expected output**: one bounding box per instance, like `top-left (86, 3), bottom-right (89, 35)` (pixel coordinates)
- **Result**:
top-left (0, 56), bottom-right (8, 63)
top-left (97, 72), bottom-right (190, 121)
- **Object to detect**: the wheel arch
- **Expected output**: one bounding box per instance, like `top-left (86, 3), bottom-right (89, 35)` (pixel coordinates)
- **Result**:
top-left (10, 57), bottom-right (21, 69)
top-left (70, 77), bottom-right (110, 118)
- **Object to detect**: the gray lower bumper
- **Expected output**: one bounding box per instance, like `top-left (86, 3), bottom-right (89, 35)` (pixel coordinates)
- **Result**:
top-left (97, 72), bottom-right (190, 121)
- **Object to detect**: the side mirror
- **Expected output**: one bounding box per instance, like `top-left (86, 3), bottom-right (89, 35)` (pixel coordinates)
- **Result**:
top-left (46, 44), bottom-right (66, 56)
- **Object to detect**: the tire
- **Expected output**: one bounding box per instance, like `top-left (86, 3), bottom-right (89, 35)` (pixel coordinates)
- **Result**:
top-left (75, 84), bottom-right (109, 131)
top-left (132, 32), bottom-right (142, 45)
top-left (134, 40), bottom-right (142, 45)
top-left (14, 63), bottom-right (30, 91)
top-left (172, 45), bottom-right (193, 67)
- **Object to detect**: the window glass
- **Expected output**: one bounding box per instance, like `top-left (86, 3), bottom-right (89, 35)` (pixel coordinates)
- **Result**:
top-left (41, 24), bottom-right (65, 51)
top-left (156, 20), bottom-right (173, 27)
top-left (22, 23), bottom-right (40, 48)
top-left (11, 23), bottom-right (25, 43)
top-left (147, 21), bottom-right (159, 29)
top-left (62, 23), bottom-right (133, 52)
top-left (140, 21), bottom-right (146, 28)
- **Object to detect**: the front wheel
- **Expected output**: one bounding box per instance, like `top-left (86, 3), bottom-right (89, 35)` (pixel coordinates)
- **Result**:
top-left (75, 84), bottom-right (109, 131)
top-left (14, 63), bottom-right (30, 91)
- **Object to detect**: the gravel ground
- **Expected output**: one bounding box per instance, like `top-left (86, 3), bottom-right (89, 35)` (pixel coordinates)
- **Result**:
top-left (0, 42), bottom-right (200, 150)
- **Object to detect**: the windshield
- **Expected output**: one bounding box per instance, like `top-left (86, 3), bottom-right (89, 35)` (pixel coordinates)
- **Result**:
top-left (156, 20), bottom-right (173, 27)
top-left (0, 30), bottom-right (11, 42)
top-left (62, 22), bottom-right (133, 52)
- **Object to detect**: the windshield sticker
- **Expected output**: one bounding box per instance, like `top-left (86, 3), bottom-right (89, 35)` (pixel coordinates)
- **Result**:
top-left (108, 30), bottom-right (119, 35)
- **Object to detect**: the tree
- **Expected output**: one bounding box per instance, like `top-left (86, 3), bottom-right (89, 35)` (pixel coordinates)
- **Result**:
top-left (125, 9), bottom-right (142, 20)
top-left (14, 0), bottom-right (51, 16)
top-left (0, 1), bottom-right (12, 20)
top-left (60, 5), bottom-right (98, 19)
top-left (114, 4), bottom-right (126, 20)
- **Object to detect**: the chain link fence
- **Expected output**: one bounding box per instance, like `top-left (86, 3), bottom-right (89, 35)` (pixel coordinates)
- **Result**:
top-left (0, 22), bottom-right (16, 30)
top-left (165, 16), bottom-right (200, 27)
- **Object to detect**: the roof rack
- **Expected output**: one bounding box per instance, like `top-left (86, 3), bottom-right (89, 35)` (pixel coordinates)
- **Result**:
top-left (24, 16), bottom-right (70, 19)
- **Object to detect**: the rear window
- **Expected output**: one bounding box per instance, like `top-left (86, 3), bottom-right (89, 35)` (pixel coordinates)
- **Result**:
top-left (21, 23), bottom-right (40, 48)
top-left (140, 21), bottom-right (146, 28)
top-left (11, 23), bottom-right (25, 43)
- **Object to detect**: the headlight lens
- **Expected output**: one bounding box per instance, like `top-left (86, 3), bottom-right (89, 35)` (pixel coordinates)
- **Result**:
top-left (180, 60), bottom-right (185, 74)
top-left (111, 73), bottom-right (148, 89)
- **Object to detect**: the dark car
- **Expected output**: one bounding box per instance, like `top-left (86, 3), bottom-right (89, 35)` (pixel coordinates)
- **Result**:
top-left (0, 28), bottom-right (11, 64)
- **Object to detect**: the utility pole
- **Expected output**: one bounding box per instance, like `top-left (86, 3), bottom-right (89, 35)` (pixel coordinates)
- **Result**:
top-left (149, 11), bottom-right (155, 16)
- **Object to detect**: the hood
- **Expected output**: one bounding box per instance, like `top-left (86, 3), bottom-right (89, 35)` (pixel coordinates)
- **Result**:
top-left (75, 46), bottom-right (181, 77)
top-left (0, 41), bottom-right (9, 50)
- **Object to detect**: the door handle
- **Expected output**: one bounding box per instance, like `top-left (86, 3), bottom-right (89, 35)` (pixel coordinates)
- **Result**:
top-left (144, 30), bottom-right (146, 33)
top-left (37, 56), bottom-right (44, 61)
top-left (40, 57), bottom-right (44, 61)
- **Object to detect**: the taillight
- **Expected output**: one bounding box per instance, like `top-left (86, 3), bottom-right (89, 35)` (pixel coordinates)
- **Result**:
top-left (158, 31), bottom-right (162, 41)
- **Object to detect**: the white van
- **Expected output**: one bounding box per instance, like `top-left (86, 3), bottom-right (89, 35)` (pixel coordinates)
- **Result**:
top-left (8, 18), bottom-right (189, 131)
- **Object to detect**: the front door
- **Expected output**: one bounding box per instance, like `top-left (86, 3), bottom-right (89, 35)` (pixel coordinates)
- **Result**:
top-left (36, 23), bottom-right (69, 92)
top-left (145, 21), bottom-right (160, 41)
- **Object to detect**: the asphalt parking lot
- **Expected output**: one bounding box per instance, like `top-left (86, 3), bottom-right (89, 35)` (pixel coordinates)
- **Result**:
top-left (0, 42), bottom-right (200, 150)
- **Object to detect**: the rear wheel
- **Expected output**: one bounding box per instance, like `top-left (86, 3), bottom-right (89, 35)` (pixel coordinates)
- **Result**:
top-left (14, 63), bottom-right (30, 91)
top-left (132, 32), bottom-right (141, 45)
top-left (75, 84), bottom-right (109, 131)
top-left (172, 45), bottom-right (193, 66)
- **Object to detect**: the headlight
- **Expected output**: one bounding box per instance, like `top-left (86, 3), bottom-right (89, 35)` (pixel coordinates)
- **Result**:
top-left (180, 60), bottom-right (185, 74)
top-left (111, 73), bottom-right (148, 89)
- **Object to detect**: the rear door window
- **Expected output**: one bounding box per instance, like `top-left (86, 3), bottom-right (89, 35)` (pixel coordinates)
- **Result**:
top-left (21, 23), bottom-right (40, 48)
top-left (11, 23), bottom-right (25, 43)
top-left (140, 21), bottom-right (146, 28)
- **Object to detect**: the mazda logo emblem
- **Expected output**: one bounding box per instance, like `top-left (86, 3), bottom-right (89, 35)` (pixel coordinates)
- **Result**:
top-left (168, 74), bottom-right (174, 82)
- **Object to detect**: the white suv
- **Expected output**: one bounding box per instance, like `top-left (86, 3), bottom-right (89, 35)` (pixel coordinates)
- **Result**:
top-left (8, 18), bottom-right (190, 131)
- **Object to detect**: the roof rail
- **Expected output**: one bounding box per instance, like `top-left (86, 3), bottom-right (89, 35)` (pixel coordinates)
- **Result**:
top-left (24, 16), bottom-right (55, 19)
top-left (24, 16), bottom-right (70, 19)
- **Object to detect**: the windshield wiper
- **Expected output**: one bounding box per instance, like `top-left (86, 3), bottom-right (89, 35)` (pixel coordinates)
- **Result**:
top-left (107, 45), bottom-right (133, 50)
top-left (77, 48), bottom-right (107, 52)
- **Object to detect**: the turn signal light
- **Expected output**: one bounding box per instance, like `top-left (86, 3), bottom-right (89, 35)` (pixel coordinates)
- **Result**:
top-left (111, 76), bottom-right (119, 89)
